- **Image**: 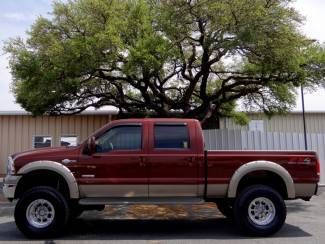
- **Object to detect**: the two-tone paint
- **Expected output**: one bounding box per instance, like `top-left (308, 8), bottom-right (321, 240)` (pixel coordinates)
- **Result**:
top-left (3, 118), bottom-right (323, 202)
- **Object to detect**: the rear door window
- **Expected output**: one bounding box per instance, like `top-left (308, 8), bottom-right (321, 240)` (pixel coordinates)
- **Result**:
top-left (154, 124), bottom-right (190, 149)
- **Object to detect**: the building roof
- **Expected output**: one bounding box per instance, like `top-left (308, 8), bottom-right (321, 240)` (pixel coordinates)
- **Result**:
top-left (245, 111), bottom-right (325, 115)
top-left (0, 109), bottom-right (119, 116)
top-left (1, 109), bottom-right (325, 116)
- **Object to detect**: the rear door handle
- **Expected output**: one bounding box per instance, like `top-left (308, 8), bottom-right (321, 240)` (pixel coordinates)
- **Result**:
top-left (185, 157), bottom-right (195, 167)
top-left (185, 157), bottom-right (195, 162)
top-left (140, 156), bottom-right (147, 162)
top-left (139, 162), bottom-right (146, 167)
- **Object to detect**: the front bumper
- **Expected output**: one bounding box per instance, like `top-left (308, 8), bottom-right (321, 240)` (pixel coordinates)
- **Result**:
top-left (316, 183), bottom-right (325, 196)
top-left (2, 175), bottom-right (21, 199)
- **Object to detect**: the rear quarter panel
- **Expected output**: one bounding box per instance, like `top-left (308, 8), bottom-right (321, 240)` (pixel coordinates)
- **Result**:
top-left (206, 150), bottom-right (319, 198)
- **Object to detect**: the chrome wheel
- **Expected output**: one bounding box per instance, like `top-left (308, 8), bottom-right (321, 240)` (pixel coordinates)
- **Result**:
top-left (248, 197), bottom-right (276, 226)
top-left (26, 199), bottom-right (55, 228)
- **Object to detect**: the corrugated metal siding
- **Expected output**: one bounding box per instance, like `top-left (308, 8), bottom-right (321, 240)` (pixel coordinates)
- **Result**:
top-left (204, 129), bottom-right (325, 184)
top-left (221, 113), bottom-right (325, 133)
top-left (0, 115), bottom-right (113, 174)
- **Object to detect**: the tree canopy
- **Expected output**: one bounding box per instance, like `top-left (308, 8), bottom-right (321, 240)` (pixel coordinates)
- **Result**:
top-left (5, 0), bottom-right (325, 128)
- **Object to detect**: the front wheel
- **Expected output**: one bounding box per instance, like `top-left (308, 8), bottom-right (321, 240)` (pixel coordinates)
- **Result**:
top-left (14, 186), bottom-right (70, 238)
top-left (233, 185), bottom-right (286, 236)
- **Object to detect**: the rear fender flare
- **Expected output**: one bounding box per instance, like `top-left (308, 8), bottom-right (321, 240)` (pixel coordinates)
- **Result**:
top-left (17, 160), bottom-right (79, 199)
top-left (227, 160), bottom-right (295, 198)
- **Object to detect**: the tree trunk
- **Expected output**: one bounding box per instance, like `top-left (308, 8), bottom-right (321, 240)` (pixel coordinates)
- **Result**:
top-left (201, 114), bottom-right (220, 129)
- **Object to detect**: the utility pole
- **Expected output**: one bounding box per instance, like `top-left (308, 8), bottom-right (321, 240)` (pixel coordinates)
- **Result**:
top-left (301, 85), bottom-right (308, 150)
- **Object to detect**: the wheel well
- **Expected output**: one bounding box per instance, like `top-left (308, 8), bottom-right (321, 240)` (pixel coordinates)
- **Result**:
top-left (236, 170), bottom-right (288, 199)
top-left (15, 170), bottom-right (70, 199)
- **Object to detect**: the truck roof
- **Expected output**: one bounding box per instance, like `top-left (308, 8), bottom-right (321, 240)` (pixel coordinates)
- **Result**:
top-left (110, 118), bottom-right (200, 124)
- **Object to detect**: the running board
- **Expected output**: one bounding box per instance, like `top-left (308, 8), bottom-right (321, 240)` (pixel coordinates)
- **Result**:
top-left (79, 197), bottom-right (204, 205)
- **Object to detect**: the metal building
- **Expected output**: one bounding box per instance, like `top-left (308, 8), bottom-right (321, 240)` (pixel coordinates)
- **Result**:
top-left (221, 111), bottom-right (325, 133)
top-left (1, 110), bottom-right (325, 175)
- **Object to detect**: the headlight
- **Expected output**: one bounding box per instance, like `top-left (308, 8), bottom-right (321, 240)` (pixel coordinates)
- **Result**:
top-left (7, 156), bottom-right (15, 175)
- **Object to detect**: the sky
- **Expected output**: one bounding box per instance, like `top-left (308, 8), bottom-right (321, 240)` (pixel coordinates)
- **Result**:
top-left (0, 0), bottom-right (324, 112)
top-left (0, 0), bottom-right (53, 111)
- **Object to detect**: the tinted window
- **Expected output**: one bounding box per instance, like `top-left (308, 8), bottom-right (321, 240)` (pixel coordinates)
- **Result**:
top-left (154, 124), bottom-right (190, 149)
top-left (95, 125), bottom-right (142, 152)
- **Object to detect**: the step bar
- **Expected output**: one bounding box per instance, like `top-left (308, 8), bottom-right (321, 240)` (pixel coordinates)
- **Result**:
top-left (79, 197), bottom-right (204, 205)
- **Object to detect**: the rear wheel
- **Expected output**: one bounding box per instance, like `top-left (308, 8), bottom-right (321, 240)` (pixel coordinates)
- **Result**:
top-left (14, 186), bottom-right (70, 238)
top-left (233, 185), bottom-right (286, 236)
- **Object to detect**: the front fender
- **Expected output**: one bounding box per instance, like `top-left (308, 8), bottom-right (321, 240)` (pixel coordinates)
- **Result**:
top-left (17, 160), bottom-right (79, 199)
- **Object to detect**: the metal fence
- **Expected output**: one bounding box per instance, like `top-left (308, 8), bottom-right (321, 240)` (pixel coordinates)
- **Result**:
top-left (203, 129), bottom-right (325, 183)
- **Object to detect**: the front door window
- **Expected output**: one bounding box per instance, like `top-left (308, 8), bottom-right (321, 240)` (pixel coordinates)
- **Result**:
top-left (96, 125), bottom-right (142, 152)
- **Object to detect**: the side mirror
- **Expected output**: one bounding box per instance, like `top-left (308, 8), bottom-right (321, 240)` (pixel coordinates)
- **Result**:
top-left (84, 136), bottom-right (96, 155)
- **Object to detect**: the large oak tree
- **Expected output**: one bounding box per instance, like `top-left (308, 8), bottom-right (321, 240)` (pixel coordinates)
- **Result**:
top-left (5, 0), bottom-right (325, 128)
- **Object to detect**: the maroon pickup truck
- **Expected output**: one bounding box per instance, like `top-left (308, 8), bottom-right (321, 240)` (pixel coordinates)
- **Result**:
top-left (3, 118), bottom-right (324, 238)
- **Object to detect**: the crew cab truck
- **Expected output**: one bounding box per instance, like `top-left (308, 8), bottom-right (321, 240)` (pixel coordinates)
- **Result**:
top-left (3, 118), bottom-right (325, 238)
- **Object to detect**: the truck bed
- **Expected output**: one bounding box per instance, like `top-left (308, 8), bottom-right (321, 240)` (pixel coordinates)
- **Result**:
top-left (205, 150), bottom-right (319, 199)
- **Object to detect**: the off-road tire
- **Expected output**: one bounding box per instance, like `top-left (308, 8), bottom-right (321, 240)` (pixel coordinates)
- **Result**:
top-left (233, 184), bottom-right (286, 236)
top-left (14, 186), bottom-right (70, 238)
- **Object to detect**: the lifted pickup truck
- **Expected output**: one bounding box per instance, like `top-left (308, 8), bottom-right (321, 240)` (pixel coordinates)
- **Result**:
top-left (3, 118), bottom-right (324, 238)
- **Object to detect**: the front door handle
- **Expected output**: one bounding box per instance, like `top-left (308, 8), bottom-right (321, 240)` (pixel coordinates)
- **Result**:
top-left (140, 156), bottom-right (147, 162)
top-left (139, 156), bottom-right (147, 167)
top-left (185, 157), bottom-right (195, 162)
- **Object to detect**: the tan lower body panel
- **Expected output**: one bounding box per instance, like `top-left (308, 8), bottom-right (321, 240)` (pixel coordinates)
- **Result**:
top-left (149, 184), bottom-right (228, 197)
top-left (294, 183), bottom-right (317, 197)
top-left (197, 184), bottom-right (228, 198)
top-left (206, 184), bottom-right (228, 198)
top-left (79, 184), bottom-right (229, 198)
top-left (79, 185), bottom-right (147, 198)
top-left (149, 185), bottom-right (199, 197)
top-left (80, 184), bottom-right (202, 198)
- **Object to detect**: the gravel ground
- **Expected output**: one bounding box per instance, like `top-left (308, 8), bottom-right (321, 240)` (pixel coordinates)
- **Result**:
top-left (0, 182), bottom-right (324, 244)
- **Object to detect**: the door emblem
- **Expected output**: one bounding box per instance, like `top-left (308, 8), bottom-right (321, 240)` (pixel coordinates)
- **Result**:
top-left (61, 159), bottom-right (76, 164)
top-left (303, 158), bottom-right (311, 165)
top-left (81, 174), bottom-right (95, 178)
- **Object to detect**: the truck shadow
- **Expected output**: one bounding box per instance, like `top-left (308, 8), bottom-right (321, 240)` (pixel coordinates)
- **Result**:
top-left (0, 199), bottom-right (316, 241)
top-left (0, 218), bottom-right (312, 241)
top-left (285, 200), bottom-right (313, 213)
top-left (68, 218), bottom-right (312, 240)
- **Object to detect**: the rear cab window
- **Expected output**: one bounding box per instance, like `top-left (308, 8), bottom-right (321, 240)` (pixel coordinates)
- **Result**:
top-left (154, 124), bottom-right (190, 150)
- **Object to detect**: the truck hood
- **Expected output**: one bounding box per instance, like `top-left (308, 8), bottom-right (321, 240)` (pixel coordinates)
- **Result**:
top-left (12, 146), bottom-right (81, 172)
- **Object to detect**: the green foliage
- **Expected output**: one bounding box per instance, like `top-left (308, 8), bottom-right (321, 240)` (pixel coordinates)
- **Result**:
top-left (4, 0), bottom-right (325, 128)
